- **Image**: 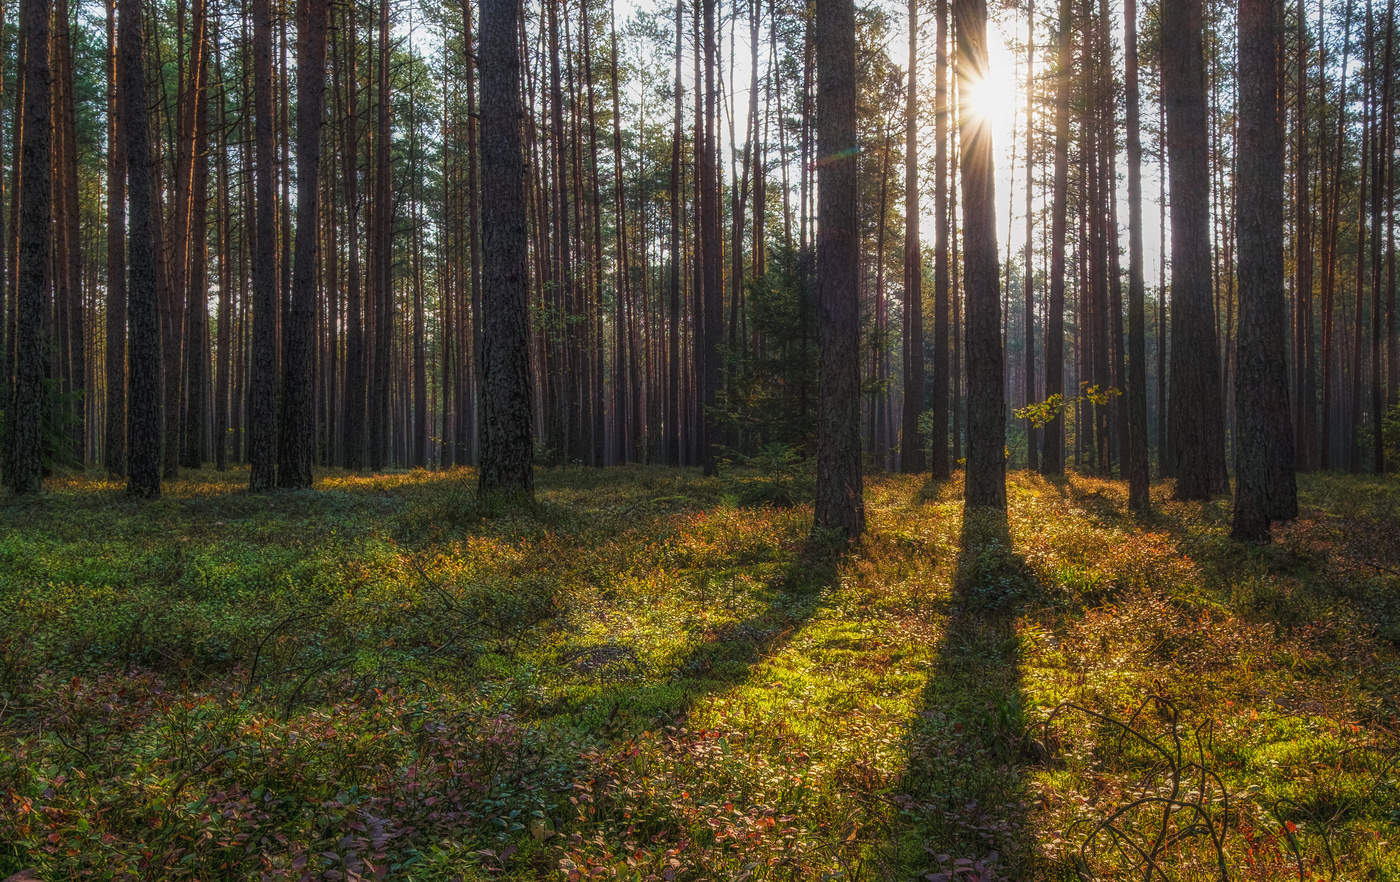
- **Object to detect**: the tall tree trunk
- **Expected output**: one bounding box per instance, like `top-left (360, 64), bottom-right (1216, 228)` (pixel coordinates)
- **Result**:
top-left (214, 33), bottom-right (231, 471)
top-left (339, 2), bottom-right (365, 470)
top-left (1022, 0), bottom-right (1038, 473)
top-left (1162, 0), bottom-right (1228, 498)
top-left (699, 0), bottom-right (722, 476)
top-left (1233, 0), bottom-right (1297, 539)
top-left (1124, 0), bottom-right (1150, 513)
top-left (104, 0), bottom-right (126, 476)
top-left (368, 0), bottom-right (392, 471)
top-left (278, 0), bottom-right (327, 488)
top-left (956, 0), bottom-right (1006, 511)
top-left (813, 0), bottom-right (864, 540)
top-left (931, 0), bottom-right (952, 479)
top-left (1040, 0), bottom-right (1072, 476)
top-left (180, 0), bottom-right (209, 470)
top-left (477, 0), bottom-right (533, 499)
top-left (1292, 0), bottom-right (1315, 469)
top-left (248, 0), bottom-right (278, 491)
top-left (1371, 0), bottom-right (1393, 472)
top-left (7, 0), bottom-right (51, 494)
top-left (122, 0), bottom-right (160, 497)
top-left (55, 0), bottom-right (83, 465)
top-left (667, 0), bottom-right (682, 465)
top-left (1320, 0), bottom-right (1353, 470)
top-left (901, 0), bottom-right (925, 473)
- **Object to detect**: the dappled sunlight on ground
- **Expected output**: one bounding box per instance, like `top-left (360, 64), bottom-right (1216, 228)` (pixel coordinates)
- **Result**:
top-left (1, 466), bottom-right (1397, 879)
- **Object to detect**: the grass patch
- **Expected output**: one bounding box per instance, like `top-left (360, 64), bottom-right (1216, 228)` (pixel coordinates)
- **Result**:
top-left (1, 467), bottom-right (1397, 879)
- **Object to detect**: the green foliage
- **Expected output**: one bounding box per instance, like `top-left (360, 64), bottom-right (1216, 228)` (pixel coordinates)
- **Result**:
top-left (1014, 383), bottom-right (1123, 428)
top-left (2, 469), bottom-right (1399, 880)
top-left (716, 244), bottom-right (818, 454)
top-left (1384, 402), bottom-right (1400, 469)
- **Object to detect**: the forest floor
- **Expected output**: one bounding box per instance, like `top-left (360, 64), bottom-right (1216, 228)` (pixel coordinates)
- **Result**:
top-left (1, 465), bottom-right (1398, 881)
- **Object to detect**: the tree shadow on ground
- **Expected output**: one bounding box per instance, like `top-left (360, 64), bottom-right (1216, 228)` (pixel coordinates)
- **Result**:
top-left (544, 537), bottom-right (841, 739)
top-left (874, 505), bottom-right (1044, 880)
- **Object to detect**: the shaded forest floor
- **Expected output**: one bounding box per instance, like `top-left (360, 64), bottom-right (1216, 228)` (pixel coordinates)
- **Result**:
top-left (1, 465), bottom-right (1398, 881)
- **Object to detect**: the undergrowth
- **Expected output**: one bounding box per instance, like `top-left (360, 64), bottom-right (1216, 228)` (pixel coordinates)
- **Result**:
top-left (1, 467), bottom-right (1397, 880)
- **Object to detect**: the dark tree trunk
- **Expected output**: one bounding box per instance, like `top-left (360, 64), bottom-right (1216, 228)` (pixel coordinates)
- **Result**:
top-left (248, 0), bottom-right (278, 491)
top-left (477, 0), bottom-right (533, 500)
top-left (1162, 0), bottom-right (1228, 498)
top-left (667, 0), bottom-right (682, 465)
top-left (7, 0), bottom-right (51, 494)
top-left (956, 0), bottom-right (1006, 511)
top-left (1292, 0), bottom-right (1314, 469)
top-left (214, 34), bottom-right (231, 471)
top-left (901, 0), bottom-right (925, 473)
top-left (1023, 0), bottom-right (1037, 473)
top-left (368, 0), bottom-right (392, 471)
top-left (1232, 0), bottom-right (1297, 539)
top-left (104, 0), bottom-right (127, 476)
top-left (1040, 0), bottom-right (1072, 476)
top-left (122, 0), bottom-right (160, 497)
top-left (931, 0), bottom-right (952, 479)
top-left (699, 0), bottom-right (722, 476)
top-left (278, 0), bottom-right (328, 488)
top-left (338, 2), bottom-right (365, 470)
top-left (1124, 0), bottom-right (1150, 513)
top-left (181, 0), bottom-right (209, 470)
top-left (812, 0), bottom-right (864, 540)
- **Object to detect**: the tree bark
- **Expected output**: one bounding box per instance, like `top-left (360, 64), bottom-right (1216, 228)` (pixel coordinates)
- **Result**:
top-left (122, 0), bottom-right (160, 497)
top-left (278, 0), bottom-right (328, 488)
top-left (1162, 0), bottom-right (1228, 498)
top-left (931, 0), bottom-right (952, 479)
top-left (104, 0), bottom-right (127, 476)
top-left (1040, 0), bottom-right (1072, 476)
top-left (901, 0), bottom-right (925, 473)
top-left (478, 0), bottom-right (534, 500)
top-left (956, 0), bottom-right (1006, 511)
top-left (7, 0), bottom-right (51, 494)
top-left (1124, 0), bottom-right (1150, 513)
top-left (248, 0), bottom-right (278, 491)
top-left (813, 0), bottom-right (864, 540)
top-left (1232, 0), bottom-right (1297, 539)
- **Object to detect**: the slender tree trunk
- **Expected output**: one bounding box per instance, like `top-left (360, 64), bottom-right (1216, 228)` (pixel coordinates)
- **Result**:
top-left (1040, 0), bottom-right (1072, 476)
top-left (901, 0), bottom-right (925, 473)
top-left (1371, 0), bottom-right (1393, 472)
top-left (277, 0), bottom-right (327, 488)
top-left (1292, 0), bottom-right (1315, 468)
top-left (369, 0), bottom-right (392, 471)
top-left (1320, 0), bottom-right (1353, 470)
top-left (699, 0), bottom-right (722, 476)
top-left (931, 0), bottom-right (952, 479)
top-left (248, 0), bottom-right (278, 491)
top-left (122, 0), bottom-right (160, 497)
top-left (180, 0), bottom-right (209, 470)
top-left (214, 35), bottom-right (231, 471)
top-left (1123, 0), bottom-right (1150, 513)
top-left (813, 0), bottom-right (864, 539)
top-left (1023, 0), bottom-right (1038, 473)
top-left (104, 0), bottom-right (126, 476)
top-left (667, 0), bottom-right (682, 465)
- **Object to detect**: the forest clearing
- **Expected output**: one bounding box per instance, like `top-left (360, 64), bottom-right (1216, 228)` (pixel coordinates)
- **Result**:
top-left (2, 466), bottom-right (1398, 880)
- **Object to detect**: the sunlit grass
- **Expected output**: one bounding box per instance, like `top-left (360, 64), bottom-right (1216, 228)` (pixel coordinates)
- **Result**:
top-left (1, 465), bottom-right (1397, 879)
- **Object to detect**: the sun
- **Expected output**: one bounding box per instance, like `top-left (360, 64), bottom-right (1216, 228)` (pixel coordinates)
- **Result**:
top-left (964, 69), bottom-right (1017, 127)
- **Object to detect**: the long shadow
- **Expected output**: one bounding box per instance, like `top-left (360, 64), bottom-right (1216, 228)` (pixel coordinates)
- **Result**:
top-left (875, 504), bottom-right (1043, 879)
top-left (540, 538), bottom-right (840, 738)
